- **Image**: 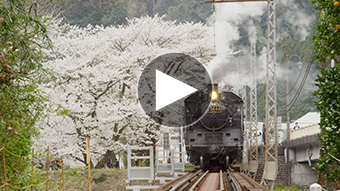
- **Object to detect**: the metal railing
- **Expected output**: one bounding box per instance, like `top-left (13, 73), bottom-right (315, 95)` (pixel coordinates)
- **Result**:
top-left (290, 124), bottom-right (320, 140)
top-left (126, 146), bottom-right (154, 184)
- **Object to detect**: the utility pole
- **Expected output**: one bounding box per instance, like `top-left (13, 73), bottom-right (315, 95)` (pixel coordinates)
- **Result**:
top-left (241, 67), bottom-right (248, 171)
top-left (248, 41), bottom-right (258, 179)
top-left (261, 0), bottom-right (278, 189)
top-left (285, 55), bottom-right (290, 141)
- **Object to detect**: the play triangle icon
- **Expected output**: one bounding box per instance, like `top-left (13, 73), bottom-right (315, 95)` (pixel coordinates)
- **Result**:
top-left (156, 70), bottom-right (197, 111)
top-left (137, 53), bottom-right (212, 127)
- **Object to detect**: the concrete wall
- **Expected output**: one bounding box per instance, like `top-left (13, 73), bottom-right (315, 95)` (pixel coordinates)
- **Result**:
top-left (251, 146), bottom-right (319, 187)
top-left (284, 141), bottom-right (320, 187)
top-left (295, 145), bottom-right (320, 162)
top-left (290, 163), bottom-right (318, 186)
top-left (286, 144), bottom-right (320, 163)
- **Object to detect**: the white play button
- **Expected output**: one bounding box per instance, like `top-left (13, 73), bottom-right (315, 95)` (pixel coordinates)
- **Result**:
top-left (156, 70), bottom-right (197, 110)
top-left (137, 53), bottom-right (212, 127)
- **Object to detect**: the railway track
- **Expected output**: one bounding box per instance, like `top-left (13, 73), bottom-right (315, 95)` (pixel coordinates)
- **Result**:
top-left (154, 167), bottom-right (268, 191)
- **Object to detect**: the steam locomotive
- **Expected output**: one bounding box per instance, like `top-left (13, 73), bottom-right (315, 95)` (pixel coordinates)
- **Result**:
top-left (184, 84), bottom-right (244, 170)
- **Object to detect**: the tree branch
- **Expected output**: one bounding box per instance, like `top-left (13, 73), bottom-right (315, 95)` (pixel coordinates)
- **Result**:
top-left (95, 80), bottom-right (118, 100)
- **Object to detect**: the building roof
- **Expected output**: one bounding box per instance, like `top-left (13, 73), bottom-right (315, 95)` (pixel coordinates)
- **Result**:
top-left (291, 112), bottom-right (320, 128)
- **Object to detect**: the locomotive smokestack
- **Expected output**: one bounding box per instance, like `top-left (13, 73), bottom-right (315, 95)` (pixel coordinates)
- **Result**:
top-left (208, 83), bottom-right (219, 94)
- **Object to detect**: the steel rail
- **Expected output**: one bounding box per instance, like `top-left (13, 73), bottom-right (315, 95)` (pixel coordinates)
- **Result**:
top-left (239, 172), bottom-right (256, 188)
top-left (188, 170), bottom-right (210, 191)
top-left (169, 169), bottom-right (203, 191)
top-left (219, 170), bottom-right (225, 191)
top-left (227, 170), bottom-right (241, 191)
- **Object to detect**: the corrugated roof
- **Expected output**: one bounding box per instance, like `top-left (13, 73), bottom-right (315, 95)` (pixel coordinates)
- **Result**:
top-left (291, 112), bottom-right (320, 128)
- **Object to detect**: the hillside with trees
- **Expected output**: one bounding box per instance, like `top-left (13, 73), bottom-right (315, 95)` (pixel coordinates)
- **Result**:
top-left (58, 0), bottom-right (212, 27)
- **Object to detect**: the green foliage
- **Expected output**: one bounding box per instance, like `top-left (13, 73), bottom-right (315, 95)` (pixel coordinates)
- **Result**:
top-left (312, 0), bottom-right (340, 64)
top-left (185, 165), bottom-right (200, 171)
top-left (13, 167), bottom-right (46, 189)
top-left (313, 65), bottom-right (340, 182)
top-left (0, 0), bottom-right (51, 184)
top-left (273, 185), bottom-right (303, 191)
top-left (312, 0), bottom-right (340, 184)
top-left (93, 173), bottom-right (107, 184)
top-left (61, 0), bottom-right (128, 27)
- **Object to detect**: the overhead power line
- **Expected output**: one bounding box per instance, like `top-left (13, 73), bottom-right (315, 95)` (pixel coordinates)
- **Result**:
top-left (278, 10), bottom-right (321, 116)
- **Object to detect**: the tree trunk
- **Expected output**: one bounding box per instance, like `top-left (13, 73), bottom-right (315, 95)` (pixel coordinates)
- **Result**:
top-left (95, 150), bottom-right (116, 168)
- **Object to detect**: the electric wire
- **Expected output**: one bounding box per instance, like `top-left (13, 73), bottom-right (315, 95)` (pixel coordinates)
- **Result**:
top-left (278, 10), bottom-right (320, 110)
top-left (278, 57), bottom-right (306, 98)
top-left (278, 10), bottom-right (321, 116)
top-left (285, 56), bottom-right (312, 108)
top-left (282, 56), bottom-right (313, 107)
top-left (278, 47), bottom-right (314, 115)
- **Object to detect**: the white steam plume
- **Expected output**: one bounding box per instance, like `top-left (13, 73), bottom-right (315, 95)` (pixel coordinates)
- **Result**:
top-left (277, 0), bottom-right (315, 40)
top-left (206, 2), bottom-right (266, 90)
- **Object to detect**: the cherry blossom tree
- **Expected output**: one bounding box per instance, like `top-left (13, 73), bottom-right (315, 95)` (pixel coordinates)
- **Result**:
top-left (39, 15), bottom-right (214, 167)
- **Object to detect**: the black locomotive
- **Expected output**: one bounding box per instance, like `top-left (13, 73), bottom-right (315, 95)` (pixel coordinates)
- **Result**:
top-left (184, 84), bottom-right (244, 170)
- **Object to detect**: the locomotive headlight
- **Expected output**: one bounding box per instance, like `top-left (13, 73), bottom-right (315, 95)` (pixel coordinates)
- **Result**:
top-left (210, 91), bottom-right (218, 101)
